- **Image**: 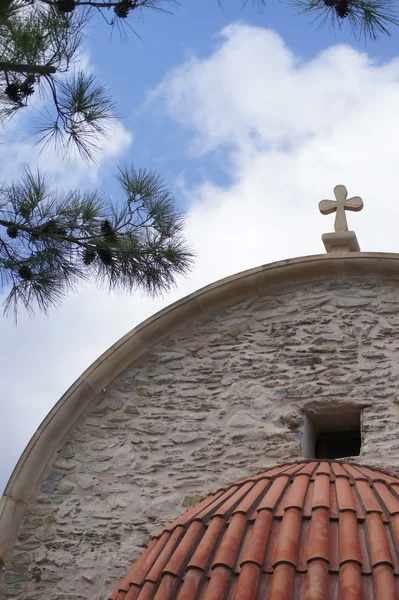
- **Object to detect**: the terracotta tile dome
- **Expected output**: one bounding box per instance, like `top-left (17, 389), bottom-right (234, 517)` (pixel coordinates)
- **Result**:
top-left (108, 461), bottom-right (399, 600)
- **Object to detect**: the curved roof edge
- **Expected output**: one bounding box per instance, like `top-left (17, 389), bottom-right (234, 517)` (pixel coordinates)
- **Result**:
top-left (108, 459), bottom-right (399, 600)
top-left (1, 251), bottom-right (399, 559)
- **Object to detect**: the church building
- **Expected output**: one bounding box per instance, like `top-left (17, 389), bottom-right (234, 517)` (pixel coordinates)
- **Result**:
top-left (2, 185), bottom-right (399, 599)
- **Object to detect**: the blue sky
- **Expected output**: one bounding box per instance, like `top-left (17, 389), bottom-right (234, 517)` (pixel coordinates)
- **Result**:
top-left (90, 0), bottom-right (398, 193)
top-left (2, 0), bottom-right (399, 492)
top-left (84, 0), bottom-right (399, 201)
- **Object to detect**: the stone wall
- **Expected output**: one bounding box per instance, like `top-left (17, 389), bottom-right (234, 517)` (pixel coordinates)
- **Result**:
top-left (2, 278), bottom-right (399, 600)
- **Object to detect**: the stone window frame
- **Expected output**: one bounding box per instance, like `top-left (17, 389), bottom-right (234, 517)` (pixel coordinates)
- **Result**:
top-left (302, 405), bottom-right (364, 459)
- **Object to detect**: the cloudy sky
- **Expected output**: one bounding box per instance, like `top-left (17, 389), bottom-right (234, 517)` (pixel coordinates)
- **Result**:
top-left (2, 0), bottom-right (399, 492)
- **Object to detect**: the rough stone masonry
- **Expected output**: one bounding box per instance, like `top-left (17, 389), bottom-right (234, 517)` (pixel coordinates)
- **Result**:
top-left (2, 278), bottom-right (399, 600)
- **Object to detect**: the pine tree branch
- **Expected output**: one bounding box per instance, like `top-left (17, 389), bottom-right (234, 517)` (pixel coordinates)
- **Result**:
top-left (0, 218), bottom-right (89, 247)
top-left (38, 0), bottom-right (176, 9)
top-left (291, 0), bottom-right (399, 40)
top-left (0, 167), bottom-right (194, 319)
top-left (0, 62), bottom-right (57, 75)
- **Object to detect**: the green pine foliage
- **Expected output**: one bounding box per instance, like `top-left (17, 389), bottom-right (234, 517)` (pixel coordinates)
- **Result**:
top-left (0, 0), bottom-right (175, 159)
top-left (0, 1), bottom-right (116, 159)
top-left (1, 0), bottom-right (398, 319)
top-left (1, 0), bottom-right (398, 160)
top-left (243, 0), bottom-right (398, 39)
top-left (0, 166), bottom-right (194, 319)
top-left (291, 0), bottom-right (399, 40)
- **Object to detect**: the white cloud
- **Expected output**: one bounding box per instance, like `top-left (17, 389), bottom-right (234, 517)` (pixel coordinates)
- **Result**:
top-left (0, 120), bottom-right (133, 190)
top-left (152, 23), bottom-right (399, 264)
top-left (3, 24), bottom-right (399, 491)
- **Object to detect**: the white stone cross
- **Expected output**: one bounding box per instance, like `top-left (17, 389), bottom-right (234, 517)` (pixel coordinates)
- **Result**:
top-left (319, 185), bottom-right (363, 232)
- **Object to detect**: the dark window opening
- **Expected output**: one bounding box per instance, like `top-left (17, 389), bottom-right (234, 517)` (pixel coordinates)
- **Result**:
top-left (315, 430), bottom-right (361, 459)
top-left (303, 408), bottom-right (362, 459)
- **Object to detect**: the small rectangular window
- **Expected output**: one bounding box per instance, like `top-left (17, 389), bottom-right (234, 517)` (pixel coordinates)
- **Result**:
top-left (303, 408), bottom-right (362, 459)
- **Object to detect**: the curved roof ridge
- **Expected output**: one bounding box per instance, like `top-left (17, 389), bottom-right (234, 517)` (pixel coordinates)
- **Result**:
top-left (233, 458), bottom-right (399, 484)
top-left (153, 460), bottom-right (399, 539)
top-left (108, 459), bottom-right (399, 600)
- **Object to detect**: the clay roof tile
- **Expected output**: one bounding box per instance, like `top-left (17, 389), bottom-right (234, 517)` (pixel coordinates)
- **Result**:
top-left (356, 480), bottom-right (383, 514)
top-left (315, 461), bottom-right (331, 477)
top-left (256, 475), bottom-right (290, 512)
top-left (312, 472), bottom-right (330, 510)
top-left (145, 528), bottom-right (184, 584)
top-left (240, 509), bottom-right (273, 567)
top-left (232, 478), bottom-right (270, 516)
top-left (272, 508), bottom-right (302, 567)
top-left (307, 507), bottom-right (329, 564)
top-left (163, 521), bottom-right (203, 577)
top-left (335, 477), bottom-right (357, 513)
top-left (124, 585), bottom-right (140, 600)
top-left (175, 567), bottom-right (203, 600)
top-left (211, 513), bottom-right (248, 570)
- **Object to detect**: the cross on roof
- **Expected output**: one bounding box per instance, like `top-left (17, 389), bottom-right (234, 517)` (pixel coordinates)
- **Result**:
top-left (319, 185), bottom-right (363, 232)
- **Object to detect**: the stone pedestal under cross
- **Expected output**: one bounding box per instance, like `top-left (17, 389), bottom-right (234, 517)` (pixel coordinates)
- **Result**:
top-left (319, 184), bottom-right (363, 253)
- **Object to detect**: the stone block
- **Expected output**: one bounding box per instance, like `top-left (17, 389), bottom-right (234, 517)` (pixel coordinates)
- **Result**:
top-left (53, 457), bottom-right (76, 471)
top-left (5, 572), bottom-right (29, 584)
top-left (35, 526), bottom-right (55, 542)
top-left (58, 443), bottom-right (75, 459)
top-left (11, 552), bottom-right (31, 565)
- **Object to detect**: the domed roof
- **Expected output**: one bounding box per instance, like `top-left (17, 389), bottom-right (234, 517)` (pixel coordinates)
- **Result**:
top-left (108, 461), bottom-right (399, 600)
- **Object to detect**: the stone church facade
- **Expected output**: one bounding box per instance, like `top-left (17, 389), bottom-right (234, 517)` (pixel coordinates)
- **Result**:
top-left (2, 196), bottom-right (399, 598)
